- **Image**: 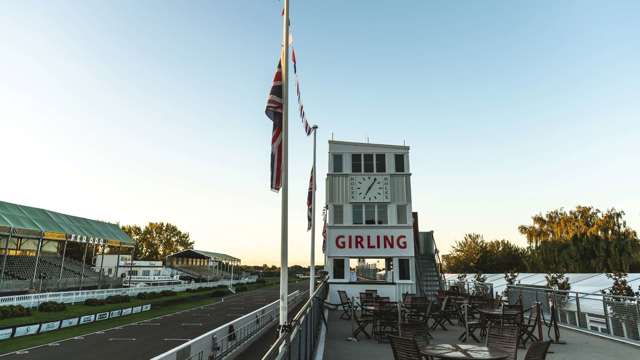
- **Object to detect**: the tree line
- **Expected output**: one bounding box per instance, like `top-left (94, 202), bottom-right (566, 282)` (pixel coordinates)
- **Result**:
top-left (442, 206), bottom-right (640, 274)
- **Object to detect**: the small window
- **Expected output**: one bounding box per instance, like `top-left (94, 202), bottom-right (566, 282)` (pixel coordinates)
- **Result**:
top-left (364, 204), bottom-right (376, 224)
top-left (333, 258), bottom-right (345, 279)
top-left (377, 204), bottom-right (388, 224)
top-left (399, 259), bottom-right (410, 280)
top-left (142, 270), bottom-right (150, 276)
top-left (397, 205), bottom-right (407, 224)
top-left (333, 205), bottom-right (344, 225)
top-left (352, 205), bottom-right (363, 225)
top-left (395, 154), bottom-right (405, 172)
top-left (351, 154), bottom-right (362, 173)
top-left (375, 154), bottom-right (386, 173)
top-left (363, 154), bottom-right (374, 173)
top-left (333, 154), bottom-right (343, 173)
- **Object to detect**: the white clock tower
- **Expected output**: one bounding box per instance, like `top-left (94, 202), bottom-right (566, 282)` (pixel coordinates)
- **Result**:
top-left (325, 140), bottom-right (416, 303)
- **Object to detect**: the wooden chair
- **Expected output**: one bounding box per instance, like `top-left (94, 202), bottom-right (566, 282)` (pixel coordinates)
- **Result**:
top-left (360, 292), bottom-right (375, 315)
top-left (458, 303), bottom-right (483, 343)
top-left (337, 290), bottom-right (354, 320)
top-left (502, 304), bottom-right (524, 327)
top-left (524, 341), bottom-right (552, 360)
top-left (373, 301), bottom-right (399, 342)
top-left (520, 305), bottom-right (540, 347)
top-left (351, 305), bottom-right (373, 339)
top-left (486, 324), bottom-right (519, 360)
top-left (389, 335), bottom-right (424, 360)
top-left (430, 297), bottom-right (450, 330)
top-left (400, 321), bottom-right (430, 349)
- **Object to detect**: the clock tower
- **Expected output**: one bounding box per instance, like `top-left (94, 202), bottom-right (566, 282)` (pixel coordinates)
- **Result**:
top-left (325, 140), bottom-right (415, 303)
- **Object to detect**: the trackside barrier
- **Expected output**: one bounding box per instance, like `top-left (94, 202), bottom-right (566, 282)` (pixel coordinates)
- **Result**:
top-left (150, 290), bottom-right (306, 360)
top-left (261, 279), bottom-right (329, 360)
top-left (0, 276), bottom-right (258, 308)
top-left (507, 285), bottom-right (640, 347)
top-left (0, 304), bottom-right (152, 341)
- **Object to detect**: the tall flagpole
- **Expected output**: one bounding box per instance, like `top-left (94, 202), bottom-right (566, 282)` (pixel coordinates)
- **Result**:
top-left (279, 0), bottom-right (290, 334)
top-left (309, 125), bottom-right (317, 299)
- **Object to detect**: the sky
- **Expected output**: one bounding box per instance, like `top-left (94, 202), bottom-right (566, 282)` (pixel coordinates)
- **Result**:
top-left (1, 1), bottom-right (639, 266)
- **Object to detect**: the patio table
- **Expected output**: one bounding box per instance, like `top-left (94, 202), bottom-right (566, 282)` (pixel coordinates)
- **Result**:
top-left (420, 344), bottom-right (509, 360)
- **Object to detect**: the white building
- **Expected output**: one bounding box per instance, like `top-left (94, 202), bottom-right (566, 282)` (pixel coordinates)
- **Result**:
top-left (93, 254), bottom-right (181, 286)
top-left (325, 140), bottom-right (416, 303)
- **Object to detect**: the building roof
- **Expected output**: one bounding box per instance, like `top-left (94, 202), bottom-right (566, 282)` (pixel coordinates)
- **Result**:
top-left (0, 200), bottom-right (134, 246)
top-left (328, 139), bottom-right (410, 151)
top-left (167, 249), bottom-right (240, 263)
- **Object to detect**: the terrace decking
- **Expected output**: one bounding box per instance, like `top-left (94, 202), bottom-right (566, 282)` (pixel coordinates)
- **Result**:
top-left (322, 310), bottom-right (640, 360)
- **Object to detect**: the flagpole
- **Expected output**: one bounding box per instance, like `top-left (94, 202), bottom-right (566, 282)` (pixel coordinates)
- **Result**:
top-left (279, 0), bottom-right (290, 335)
top-left (309, 125), bottom-right (317, 299)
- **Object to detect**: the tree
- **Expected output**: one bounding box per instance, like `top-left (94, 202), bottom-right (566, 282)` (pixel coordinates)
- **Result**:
top-left (442, 234), bottom-right (527, 273)
top-left (519, 206), bottom-right (640, 272)
top-left (122, 222), bottom-right (194, 261)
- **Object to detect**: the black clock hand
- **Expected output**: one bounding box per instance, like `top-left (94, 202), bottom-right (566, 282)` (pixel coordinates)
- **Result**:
top-left (364, 178), bottom-right (377, 196)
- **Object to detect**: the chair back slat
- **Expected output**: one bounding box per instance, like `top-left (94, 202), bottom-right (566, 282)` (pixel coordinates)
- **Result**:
top-left (486, 324), bottom-right (519, 360)
top-left (524, 341), bottom-right (552, 360)
top-left (389, 335), bottom-right (422, 360)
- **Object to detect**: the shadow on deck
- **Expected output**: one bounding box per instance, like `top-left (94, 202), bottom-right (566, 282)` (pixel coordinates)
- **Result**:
top-left (322, 310), bottom-right (640, 360)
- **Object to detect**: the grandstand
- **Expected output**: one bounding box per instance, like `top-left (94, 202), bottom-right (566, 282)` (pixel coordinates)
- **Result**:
top-left (166, 249), bottom-right (240, 282)
top-left (0, 200), bottom-right (134, 294)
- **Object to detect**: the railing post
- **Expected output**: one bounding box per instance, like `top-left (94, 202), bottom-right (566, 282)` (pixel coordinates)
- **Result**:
top-left (575, 291), bottom-right (583, 328)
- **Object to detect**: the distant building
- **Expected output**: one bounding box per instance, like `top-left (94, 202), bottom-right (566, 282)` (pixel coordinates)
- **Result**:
top-left (166, 249), bottom-right (240, 281)
top-left (93, 254), bottom-right (181, 287)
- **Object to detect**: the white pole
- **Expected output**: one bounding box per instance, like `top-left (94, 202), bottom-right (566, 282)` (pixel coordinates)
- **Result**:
top-left (309, 126), bottom-right (317, 299)
top-left (279, 0), bottom-right (290, 334)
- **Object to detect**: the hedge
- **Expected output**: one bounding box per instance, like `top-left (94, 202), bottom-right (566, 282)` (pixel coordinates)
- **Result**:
top-left (84, 295), bottom-right (130, 306)
top-left (0, 305), bottom-right (31, 319)
top-left (38, 301), bottom-right (66, 312)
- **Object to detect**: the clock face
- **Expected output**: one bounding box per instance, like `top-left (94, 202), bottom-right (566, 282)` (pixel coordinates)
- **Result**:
top-left (349, 175), bottom-right (390, 202)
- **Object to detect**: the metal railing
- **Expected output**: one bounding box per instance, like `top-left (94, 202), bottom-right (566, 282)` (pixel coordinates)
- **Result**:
top-left (150, 290), bottom-right (306, 360)
top-left (261, 279), bottom-right (329, 360)
top-left (0, 276), bottom-right (257, 308)
top-left (445, 280), bottom-right (494, 298)
top-left (507, 285), bottom-right (640, 346)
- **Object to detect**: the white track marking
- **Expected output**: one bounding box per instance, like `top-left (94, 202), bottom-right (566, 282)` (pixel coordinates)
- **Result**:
top-left (108, 338), bottom-right (136, 341)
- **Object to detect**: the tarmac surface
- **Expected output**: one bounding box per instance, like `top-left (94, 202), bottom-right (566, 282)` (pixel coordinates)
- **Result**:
top-left (0, 282), bottom-right (305, 360)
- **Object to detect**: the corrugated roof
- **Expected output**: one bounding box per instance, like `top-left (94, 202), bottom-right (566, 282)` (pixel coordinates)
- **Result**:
top-left (0, 200), bottom-right (134, 246)
top-left (168, 249), bottom-right (240, 263)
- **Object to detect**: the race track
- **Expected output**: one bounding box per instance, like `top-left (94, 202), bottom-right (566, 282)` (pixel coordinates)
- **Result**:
top-left (1, 282), bottom-right (305, 360)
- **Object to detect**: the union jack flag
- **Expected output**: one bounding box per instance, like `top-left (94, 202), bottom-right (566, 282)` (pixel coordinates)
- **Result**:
top-left (265, 60), bottom-right (283, 191)
top-left (307, 167), bottom-right (314, 231)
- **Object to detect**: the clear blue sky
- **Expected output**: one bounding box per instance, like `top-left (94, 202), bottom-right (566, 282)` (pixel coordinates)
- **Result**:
top-left (1, 1), bottom-right (639, 265)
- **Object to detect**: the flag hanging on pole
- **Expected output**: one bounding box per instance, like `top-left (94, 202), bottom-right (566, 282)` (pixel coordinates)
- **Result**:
top-left (291, 47), bottom-right (314, 136)
top-left (322, 206), bottom-right (328, 253)
top-left (306, 167), bottom-right (314, 231)
top-left (265, 60), bottom-right (284, 191)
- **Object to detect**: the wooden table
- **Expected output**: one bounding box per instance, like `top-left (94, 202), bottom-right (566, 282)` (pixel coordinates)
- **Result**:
top-left (477, 308), bottom-right (521, 316)
top-left (421, 344), bottom-right (510, 360)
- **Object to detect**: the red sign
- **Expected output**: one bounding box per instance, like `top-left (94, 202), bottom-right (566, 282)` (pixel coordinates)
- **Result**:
top-left (335, 235), bottom-right (407, 249)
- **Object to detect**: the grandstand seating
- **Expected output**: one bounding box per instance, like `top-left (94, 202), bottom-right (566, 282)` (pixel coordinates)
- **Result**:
top-left (1, 254), bottom-right (99, 281)
top-left (173, 266), bottom-right (223, 281)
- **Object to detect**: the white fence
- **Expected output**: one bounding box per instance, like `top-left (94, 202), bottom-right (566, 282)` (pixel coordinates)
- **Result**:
top-left (0, 276), bottom-right (258, 308)
top-left (151, 290), bottom-right (306, 360)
